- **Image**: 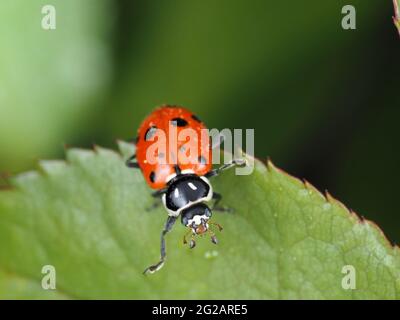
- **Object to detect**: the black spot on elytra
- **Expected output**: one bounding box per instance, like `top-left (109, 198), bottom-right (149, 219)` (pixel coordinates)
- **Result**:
top-left (145, 126), bottom-right (157, 141)
top-left (191, 114), bottom-right (202, 123)
top-left (170, 117), bottom-right (188, 127)
top-left (149, 171), bottom-right (156, 183)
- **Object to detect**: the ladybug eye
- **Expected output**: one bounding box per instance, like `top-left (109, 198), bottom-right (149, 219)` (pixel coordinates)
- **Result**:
top-left (149, 171), bottom-right (156, 183)
top-left (170, 118), bottom-right (188, 127)
top-left (191, 114), bottom-right (202, 123)
top-left (145, 126), bottom-right (157, 141)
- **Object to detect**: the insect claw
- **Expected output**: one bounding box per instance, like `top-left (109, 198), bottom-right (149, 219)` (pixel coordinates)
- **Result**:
top-left (190, 239), bottom-right (196, 249)
top-left (143, 260), bottom-right (164, 275)
top-left (211, 235), bottom-right (218, 244)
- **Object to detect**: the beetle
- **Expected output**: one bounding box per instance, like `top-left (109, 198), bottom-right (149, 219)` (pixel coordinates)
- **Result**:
top-left (126, 105), bottom-right (245, 274)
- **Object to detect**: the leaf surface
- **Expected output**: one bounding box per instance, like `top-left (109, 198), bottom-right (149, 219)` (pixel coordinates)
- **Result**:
top-left (0, 142), bottom-right (399, 299)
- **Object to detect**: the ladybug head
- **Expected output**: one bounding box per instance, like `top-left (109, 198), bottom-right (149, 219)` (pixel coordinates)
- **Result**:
top-left (181, 203), bottom-right (222, 248)
top-left (181, 203), bottom-right (212, 235)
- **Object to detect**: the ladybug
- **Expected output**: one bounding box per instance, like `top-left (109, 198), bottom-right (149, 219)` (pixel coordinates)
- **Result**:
top-left (126, 105), bottom-right (245, 274)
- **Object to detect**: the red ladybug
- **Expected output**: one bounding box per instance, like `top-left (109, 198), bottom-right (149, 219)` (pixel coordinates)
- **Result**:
top-left (126, 105), bottom-right (245, 274)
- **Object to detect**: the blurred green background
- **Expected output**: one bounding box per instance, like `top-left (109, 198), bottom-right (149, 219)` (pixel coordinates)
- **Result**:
top-left (0, 0), bottom-right (399, 242)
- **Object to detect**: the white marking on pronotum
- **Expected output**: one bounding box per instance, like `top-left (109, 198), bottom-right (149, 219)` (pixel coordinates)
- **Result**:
top-left (188, 214), bottom-right (210, 227)
top-left (188, 182), bottom-right (197, 190)
top-left (174, 188), bottom-right (180, 198)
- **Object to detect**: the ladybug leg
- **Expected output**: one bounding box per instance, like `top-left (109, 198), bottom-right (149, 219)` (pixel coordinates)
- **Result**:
top-left (183, 229), bottom-right (196, 249)
top-left (212, 192), bottom-right (222, 206)
top-left (125, 154), bottom-right (139, 168)
top-left (207, 229), bottom-right (218, 244)
top-left (151, 189), bottom-right (167, 198)
top-left (145, 189), bottom-right (167, 211)
top-left (208, 220), bottom-right (223, 243)
top-left (189, 234), bottom-right (196, 249)
top-left (183, 229), bottom-right (192, 245)
top-left (143, 216), bottom-right (177, 275)
top-left (211, 192), bottom-right (233, 213)
top-left (145, 201), bottom-right (162, 211)
top-left (205, 158), bottom-right (246, 178)
top-left (128, 136), bottom-right (138, 144)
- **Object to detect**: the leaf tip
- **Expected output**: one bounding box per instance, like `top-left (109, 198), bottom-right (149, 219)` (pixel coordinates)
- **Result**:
top-left (303, 180), bottom-right (325, 201)
top-left (38, 160), bottom-right (68, 176)
top-left (92, 143), bottom-right (100, 151)
top-left (11, 170), bottom-right (41, 186)
top-left (0, 171), bottom-right (11, 183)
top-left (63, 143), bottom-right (72, 150)
top-left (117, 140), bottom-right (136, 158)
top-left (266, 158), bottom-right (275, 172)
top-left (0, 172), bottom-right (12, 191)
top-left (66, 148), bottom-right (96, 164)
top-left (364, 216), bottom-right (399, 250)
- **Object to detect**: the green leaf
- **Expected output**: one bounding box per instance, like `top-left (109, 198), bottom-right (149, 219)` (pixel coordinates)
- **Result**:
top-left (0, 142), bottom-right (399, 299)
